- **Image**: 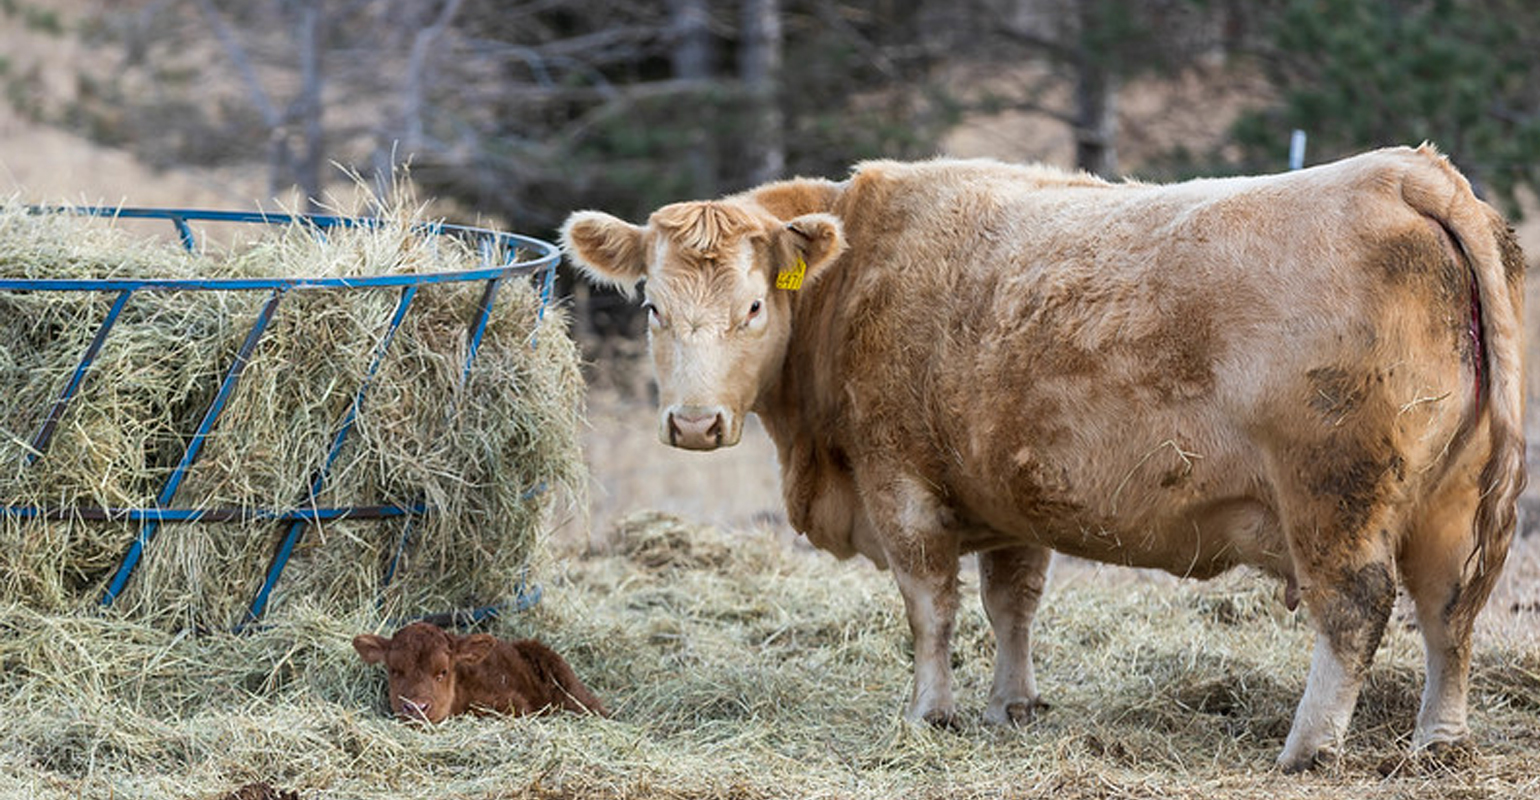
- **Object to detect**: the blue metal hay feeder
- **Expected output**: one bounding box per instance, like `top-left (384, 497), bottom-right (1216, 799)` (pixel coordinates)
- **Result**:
top-left (0, 206), bottom-right (559, 629)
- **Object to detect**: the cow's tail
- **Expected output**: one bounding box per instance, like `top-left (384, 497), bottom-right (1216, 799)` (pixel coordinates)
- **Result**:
top-left (1401, 143), bottom-right (1528, 626)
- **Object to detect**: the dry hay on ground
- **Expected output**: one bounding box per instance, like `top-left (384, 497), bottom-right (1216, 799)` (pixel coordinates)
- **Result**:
top-left (0, 199), bottom-right (584, 628)
top-left (1, 512), bottom-right (1536, 799)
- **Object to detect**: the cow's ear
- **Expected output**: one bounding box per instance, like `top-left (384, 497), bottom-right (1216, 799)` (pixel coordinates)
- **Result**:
top-left (776, 213), bottom-right (845, 290)
top-left (353, 634), bottom-right (389, 664)
top-left (561, 211), bottom-right (647, 299)
top-left (455, 633), bottom-right (497, 665)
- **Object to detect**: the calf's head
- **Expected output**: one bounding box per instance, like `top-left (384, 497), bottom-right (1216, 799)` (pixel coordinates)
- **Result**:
top-left (352, 622), bottom-right (496, 724)
top-left (562, 199), bottom-right (843, 450)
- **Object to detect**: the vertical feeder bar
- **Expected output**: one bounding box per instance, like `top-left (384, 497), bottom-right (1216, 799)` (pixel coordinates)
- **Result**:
top-left (377, 269), bottom-right (503, 616)
top-left (463, 276), bottom-right (503, 384)
top-left (242, 284), bottom-right (420, 627)
top-left (170, 214), bottom-right (197, 252)
top-left (538, 252), bottom-right (556, 322)
top-left (26, 289), bottom-right (135, 465)
top-left (101, 288), bottom-right (288, 606)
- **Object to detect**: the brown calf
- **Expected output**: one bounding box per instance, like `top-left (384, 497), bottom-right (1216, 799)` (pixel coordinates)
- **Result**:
top-left (353, 622), bottom-right (607, 722)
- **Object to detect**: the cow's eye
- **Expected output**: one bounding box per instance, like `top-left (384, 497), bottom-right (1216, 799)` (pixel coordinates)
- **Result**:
top-left (748, 299), bottom-right (762, 318)
top-left (436, 670), bottom-right (448, 682)
top-left (642, 301), bottom-right (663, 327)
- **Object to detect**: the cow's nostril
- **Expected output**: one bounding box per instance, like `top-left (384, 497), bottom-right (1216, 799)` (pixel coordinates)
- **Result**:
top-left (666, 409), bottom-right (729, 449)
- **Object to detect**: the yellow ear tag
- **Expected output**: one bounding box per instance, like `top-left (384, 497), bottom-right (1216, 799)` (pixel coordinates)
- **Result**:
top-left (775, 256), bottom-right (807, 291)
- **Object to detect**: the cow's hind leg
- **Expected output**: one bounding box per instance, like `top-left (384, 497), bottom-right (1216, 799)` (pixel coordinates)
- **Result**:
top-left (1277, 494), bottom-right (1400, 772)
top-left (1278, 556), bottom-right (1396, 773)
top-left (1398, 459), bottom-right (1500, 752)
top-left (979, 544), bottom-right (1052, 726)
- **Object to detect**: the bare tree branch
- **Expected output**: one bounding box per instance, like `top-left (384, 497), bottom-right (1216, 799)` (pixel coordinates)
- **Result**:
top-left (402, 0), bottom-right (467, 154)
top-left (195, 0), bottom-right (282, 129)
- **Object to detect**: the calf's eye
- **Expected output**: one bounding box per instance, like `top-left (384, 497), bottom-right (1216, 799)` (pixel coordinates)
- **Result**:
top-left (748, 299), bottom-right (762, 317)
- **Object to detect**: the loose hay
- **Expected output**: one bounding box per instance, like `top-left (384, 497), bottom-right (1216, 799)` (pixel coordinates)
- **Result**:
top-left (1, 515), bottom-right (1537, 799)
top-left (0, 198), bottom-right (585, 627)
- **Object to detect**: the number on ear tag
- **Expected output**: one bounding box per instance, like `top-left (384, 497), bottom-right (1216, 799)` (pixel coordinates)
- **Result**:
top-left (775, 256), bottom-right (807, 291)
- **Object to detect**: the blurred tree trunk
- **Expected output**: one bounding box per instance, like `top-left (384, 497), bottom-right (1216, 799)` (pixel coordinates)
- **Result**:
top-left (985, 0), bottom-right (1226, 179)
top-left (291, 1), bottom-right (325, 211)
top-left (739, 0), bottom-right (785, 185)
top-left (200, 0), bottom-right (327, 210)
top-left (401, 0), bottom-right (466, 158)
top-left (668, 0), bottom-right (719, 197)
top-left (1073, 68), bottom-right (1118, 177)
top-left (1072, 0), bottom-right (1118, 177)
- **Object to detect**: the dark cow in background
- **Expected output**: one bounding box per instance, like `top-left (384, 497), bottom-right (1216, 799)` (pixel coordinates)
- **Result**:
top-left (353, 622), bottom-right (607, 722)
top-left (562, 145), bottom-right (1526, 771)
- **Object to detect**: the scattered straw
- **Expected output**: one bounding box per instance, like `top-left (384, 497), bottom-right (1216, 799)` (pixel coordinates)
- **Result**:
top-left (3, 513), bottom-right (1536, 799)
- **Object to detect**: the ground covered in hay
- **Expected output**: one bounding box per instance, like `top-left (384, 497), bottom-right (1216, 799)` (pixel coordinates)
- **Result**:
top-left (2, 512), bottom-right (1537, 800)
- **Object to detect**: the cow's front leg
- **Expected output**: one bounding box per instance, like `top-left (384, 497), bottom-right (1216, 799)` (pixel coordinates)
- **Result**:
top-left (979, 544), bottom-right (1052, 726)
top-left (872, 476), bottom-right (962, 728)
top-left (891, 550), bottom-right (961, 727)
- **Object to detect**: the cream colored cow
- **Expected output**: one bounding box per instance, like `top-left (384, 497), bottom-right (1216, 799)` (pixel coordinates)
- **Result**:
top-left (562, 146), bottom-right (1525, 772)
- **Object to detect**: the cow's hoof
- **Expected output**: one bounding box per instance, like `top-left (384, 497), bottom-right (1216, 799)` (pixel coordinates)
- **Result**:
top-left (922, 708), bottom-right (961, 731)
top-left (985, 698), bottom-right (1050, 727)
top-left (1277, 747), bottom-right (1336, 775)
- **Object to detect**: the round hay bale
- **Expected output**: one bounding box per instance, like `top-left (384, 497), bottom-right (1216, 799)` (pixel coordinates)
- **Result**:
top-left (0, 201), bottom-right (584, 628)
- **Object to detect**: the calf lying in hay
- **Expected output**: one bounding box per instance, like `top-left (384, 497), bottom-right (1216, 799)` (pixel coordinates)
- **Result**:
top-left (353, 621), bottom-right (607, 722)
top-left (562, 145), bottom-right (1527, 771)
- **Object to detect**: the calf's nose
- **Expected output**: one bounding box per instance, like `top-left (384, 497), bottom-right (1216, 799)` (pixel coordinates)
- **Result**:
top-left (399, 698), bottom-right (432, 722)
top-left (667, 409), bottom-right (724, 450)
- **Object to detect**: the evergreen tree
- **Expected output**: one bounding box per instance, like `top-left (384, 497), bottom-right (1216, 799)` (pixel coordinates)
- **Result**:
top-left (1234, 0), bottom-right (1540, 214)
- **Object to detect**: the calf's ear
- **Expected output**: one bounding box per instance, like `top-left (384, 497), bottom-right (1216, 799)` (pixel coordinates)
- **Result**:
top-left (455, 633), bottom-right (498, 666)
top-left (561, 211), bottom-right (647, 299)
top-left (778, 213), bottom-right (845, 289)
top-left (352, 634), bottom-right (389, 664)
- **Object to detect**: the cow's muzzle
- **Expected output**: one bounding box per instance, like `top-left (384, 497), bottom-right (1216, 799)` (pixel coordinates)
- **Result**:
top-left (397, 697), bottom-right (435, 724)
top-left (664, 407), bottom-right (729, 451)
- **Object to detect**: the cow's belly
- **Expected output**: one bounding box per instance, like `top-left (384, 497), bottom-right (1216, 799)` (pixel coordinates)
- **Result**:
top-left (959, 495), bottom-right (1286, 579)
top-left (944, 414), bottom-right (1291, 579)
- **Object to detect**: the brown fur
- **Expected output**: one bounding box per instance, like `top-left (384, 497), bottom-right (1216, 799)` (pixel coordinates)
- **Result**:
top-left (353, 622), bottom-right (607, 723)
top-left (562, 145), bottom-right (1525, 770)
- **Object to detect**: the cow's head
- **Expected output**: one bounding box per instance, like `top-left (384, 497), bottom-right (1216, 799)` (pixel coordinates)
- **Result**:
top-left (562, 199), bottom-right (844, 450)
top-left (352, 622), bottom-right (495, 724)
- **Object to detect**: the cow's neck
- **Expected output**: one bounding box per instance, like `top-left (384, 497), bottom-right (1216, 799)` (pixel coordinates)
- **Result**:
top-left (754, 266), bottom-right (845, 455)
top-left (747, 176), bottom-right (853, 466)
